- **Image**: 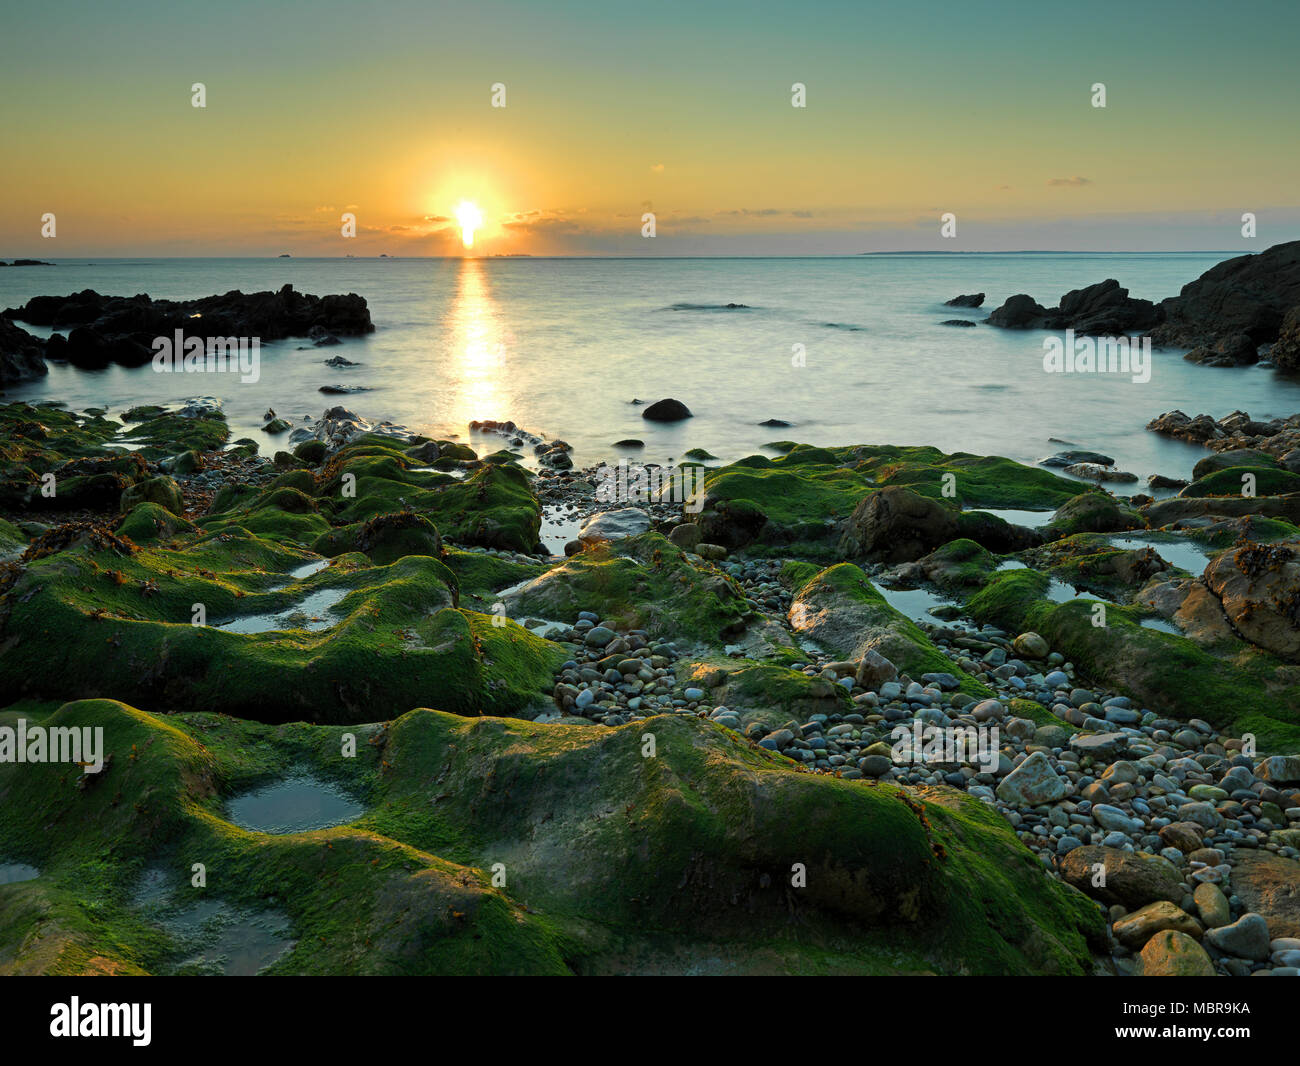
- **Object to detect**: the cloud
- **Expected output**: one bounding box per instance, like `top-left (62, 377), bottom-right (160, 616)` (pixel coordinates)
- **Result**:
top-left (650, 163), bottom-right (664, 173)
top-left (1047, 176), bottom-right (1093, 186)
top-left (501, 209), bottom-right (580, 234)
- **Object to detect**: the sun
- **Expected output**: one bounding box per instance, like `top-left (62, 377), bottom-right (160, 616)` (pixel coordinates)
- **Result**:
top-left (455, 200), bottom-right (483, 249)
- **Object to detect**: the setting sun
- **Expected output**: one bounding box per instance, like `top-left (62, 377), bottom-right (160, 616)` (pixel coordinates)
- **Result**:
top-left (455, 200), bottom-right (483, 248)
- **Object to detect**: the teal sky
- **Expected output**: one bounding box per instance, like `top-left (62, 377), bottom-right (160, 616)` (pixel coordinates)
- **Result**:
top-left (2, 0), bottom-right (1297, 254)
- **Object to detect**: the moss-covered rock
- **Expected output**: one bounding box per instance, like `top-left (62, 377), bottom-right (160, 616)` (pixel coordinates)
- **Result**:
top-left (0, 699), bottom-right (1103, 975)
top-left (1046, 492), bottom-right (1143, 538)
top-left (0, 529), bottom-right (562, 723)
top-left (690, 444), bottom-right (1079, 561)
top-left (502, 532), bottom-right (749, 648)
top-left (965, 567), bottom-right (1300, 748)
top-left (115, 502), bottom-right (196, 542)
top-left (789, 563), bottom-right (991, 697)
top-left (119, 475), bottom-right (184, 517)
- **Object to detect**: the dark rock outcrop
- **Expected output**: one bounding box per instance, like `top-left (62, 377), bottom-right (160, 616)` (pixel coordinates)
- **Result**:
top-left (838, 486), bottom-right (1040, 563)
top-left (1183, 332), bottom-right (1257, 366)
top-left (0, 318), bottom-right (48, 388)
top-left (1270, 306), bottom-right (1300, 372)
top-left (1151, 240), bottom-right (1300, 349)
top-left (944, 293), bottom-right (984, 307)
top-left (4, 285), bottom-right (373, 371)
top-left (985, 280), bottom-right (1161, 335)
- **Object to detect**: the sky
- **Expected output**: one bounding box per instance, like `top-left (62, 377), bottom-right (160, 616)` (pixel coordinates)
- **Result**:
top-left (2, 0), bottom-right (1298, 255)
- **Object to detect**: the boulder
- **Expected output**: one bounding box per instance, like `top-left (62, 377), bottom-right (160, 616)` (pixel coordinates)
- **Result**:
top-left (1135, 930), bottom-right (1216, 976)
top-left (1112, 901), bottom-right (1202, 949)
top-left (0, 318), bottom-right (48, 388)
top-left (1059, 846), bottom-right (1183, 908)
top-left (1202, 541), bottom-right (1300, 662)
top-left (1203, 913), bottom-right (1271, 961)
top-left (1184, 332), bottom-right (1258, 366)
top-left (579, 508), bottom-right (652, 542)
top-left (1152, 240), bottom-right (1300, 348)
top-left (641, 398), bottom-right (692, 422)
top-left (944, 293), bottom-right (985, 308)
top-left (996, 750), bottom-right (1068, 806)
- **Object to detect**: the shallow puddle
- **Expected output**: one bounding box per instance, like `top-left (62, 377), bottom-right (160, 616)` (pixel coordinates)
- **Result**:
top-left (965, 507), bottom-right (1054, 528)
top-left (876, 585), bottom-right (959, 624)
top-left (215, 586), bottom-right (350, 634)
top-left (1139, 616), bottom-right (1182, 635)
top-left (0, 861), bottom-right (39, 885)
top-left (225, 771), bottom-right (364, 834)
top-left (286, 558), bottom-right (331, 581)
top-left (540, 504), bottom-right (583, 555)
top-left (1102, 533), bottom-right (1212, 576)
top-left (132, 866), bottom-right (294, 976)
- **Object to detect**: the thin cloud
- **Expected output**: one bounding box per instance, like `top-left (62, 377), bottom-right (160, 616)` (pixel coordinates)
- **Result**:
top-left (1047, 176), bottom-right (1093, 186)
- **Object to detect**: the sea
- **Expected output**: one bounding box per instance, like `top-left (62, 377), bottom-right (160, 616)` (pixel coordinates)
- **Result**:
top-left (4, 253), bottom-right (1297, 491)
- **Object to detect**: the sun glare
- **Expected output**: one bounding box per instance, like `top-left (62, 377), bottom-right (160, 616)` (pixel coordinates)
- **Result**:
top-left (455, 200), bottom-right (483, 249)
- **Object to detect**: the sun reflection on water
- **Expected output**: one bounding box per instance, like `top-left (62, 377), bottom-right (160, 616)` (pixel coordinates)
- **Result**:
top-left (443, 257), bottom-right (509, 430)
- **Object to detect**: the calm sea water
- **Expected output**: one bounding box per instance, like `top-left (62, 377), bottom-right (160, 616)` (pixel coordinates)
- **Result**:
top-left (5, 254), bottom-right (1298, 489)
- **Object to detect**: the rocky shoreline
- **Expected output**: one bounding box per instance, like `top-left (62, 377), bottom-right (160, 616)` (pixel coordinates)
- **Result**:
top-left (2, 263), bottom-right (1300, 975)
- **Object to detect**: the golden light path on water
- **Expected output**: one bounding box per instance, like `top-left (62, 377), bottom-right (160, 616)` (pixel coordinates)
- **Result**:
top-left (441, 256), bottom-right (508, 432)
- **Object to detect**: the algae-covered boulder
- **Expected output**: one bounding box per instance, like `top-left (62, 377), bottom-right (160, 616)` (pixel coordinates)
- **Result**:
top-left (115, 502), bottom-right (196, 542)
top-left (0, 700), bottom-right (1102, 975)
top-left (0, 528), bottom-right (561, 722)
top-left (1046, 492), bottom-right (1142, 538)
top-left (354, 512), bottom-right (443, 566)
top-left (838, 486), bottom-right (1040, 563)
top-left (788, 563), bottom-right (989, 697)
top-left (965, 567), bottom-right (1300, 748)
top-left (690, 444), bottom-right (1076, 562)
top-left (502, 532), bottom-right (748, 647)
top-left (119, 475), bottom-right (184, 517)
top-left (315, 436), bottom-right (541, 553)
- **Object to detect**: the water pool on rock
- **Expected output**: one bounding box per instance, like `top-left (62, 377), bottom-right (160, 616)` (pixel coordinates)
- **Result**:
top-left (225, 771), bottom-right (365, 834)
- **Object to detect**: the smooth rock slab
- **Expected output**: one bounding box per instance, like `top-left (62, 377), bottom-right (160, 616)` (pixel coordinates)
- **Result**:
top-left (1060, 846), bottom-right (1184, 908)
top-left (579, 508), bottom-right (652, 541)
top-left (996, 751), bottom-right (1068, 806)
top-left (1231, 851), bottom-right (1300, 938)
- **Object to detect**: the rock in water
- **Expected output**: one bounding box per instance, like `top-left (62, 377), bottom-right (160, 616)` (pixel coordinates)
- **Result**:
top-left (944, 293), bottom-right (985, 307)
top-left (0, 318), bottom-right (49, 387)
top-left (641, 398), bottom-right (693, 421)
top-left (1152, 239), bottom-right (1300, 348)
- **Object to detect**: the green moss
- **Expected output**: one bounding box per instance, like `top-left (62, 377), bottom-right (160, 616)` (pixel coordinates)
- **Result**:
top-left (120, 475), bottom-right (184, 517)
top-left (964, 567), bottom-right (1300, 747)
top-left (116, 503), bottom-right (196, 543)
top-left (792, 563), bottom-right (991, 697)
top-left (505, 532), bottom-right (749, 647)
top-left (1183, 467), bottom-right (1300, 498)
top-left (0, 531), bottom-right (563, 724)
